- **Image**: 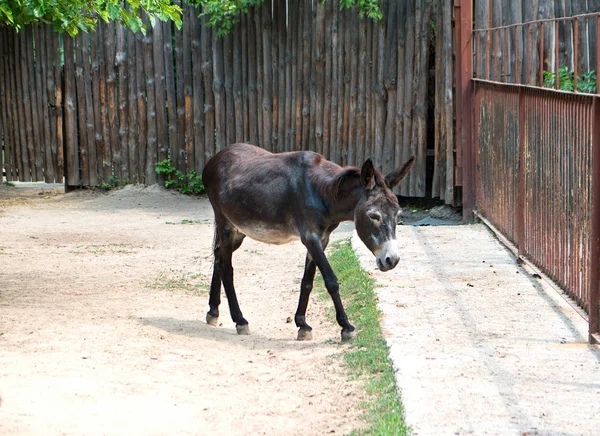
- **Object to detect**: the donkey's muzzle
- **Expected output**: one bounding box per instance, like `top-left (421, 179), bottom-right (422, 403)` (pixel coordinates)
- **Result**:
top-left (375, 240), bottom-right (400, 272)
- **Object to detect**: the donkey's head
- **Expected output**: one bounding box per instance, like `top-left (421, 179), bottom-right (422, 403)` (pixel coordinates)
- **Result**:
top-left (353, 156), bottom-right (416, 272)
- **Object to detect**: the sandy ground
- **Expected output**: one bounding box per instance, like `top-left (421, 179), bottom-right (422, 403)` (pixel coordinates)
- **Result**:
top-left (354, 224), bottom-right (600, 435)
top-left (0, 184), bottom-right (365, 435)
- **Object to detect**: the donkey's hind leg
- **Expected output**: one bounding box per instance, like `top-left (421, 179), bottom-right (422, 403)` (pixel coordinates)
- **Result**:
top-left (206, 224), bottom-right (246, 328)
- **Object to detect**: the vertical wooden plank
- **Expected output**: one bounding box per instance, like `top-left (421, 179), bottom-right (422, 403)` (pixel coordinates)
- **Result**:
top-left (54, 33), bottom-right (64, 180)
top-left (395, 1), bottom-right (407, 176)
top-left (116, 24), bottom-right (129, 182)
top-left (285, 2), bottom-right (294, 151)
top-left (363, 17), bottom-right (374, 164)
top-left (173, 0), bottom-right (186, 172)
top-left (33, 26), bottom-right (49, 181)
top-left (321, 0), bottom-right (333, 159)
top-left (271, 0), bottom-right (281, 151)
top-left (254, 6), bottom-right (264, 148)
top-left (135, 29), bottom-right (148, 183)
top-left (163, 19), bottom-right (178, 175)
top-left (143, 18), bottom-right (158, 184)
top-left (443, 0), bottom-right (455, 203)
top-left (26, 27), bottom-right (43, 180)
top-left (5, 31), bottom-right (18, 180)
top-left (239, 13), bottom-right (250, 142)
top-left (0, 29), bottom-right (12, 181)
top-left (374, 13), bottom-right (386, 170)
top-left (107, 22), bottom-right (119, 181)
top-left (433, 0), bottom-right (443, 198)
top-left (90, 23), bottom-right (104, 183)
top-left (0, 29), bottom-right (14, 181)
top-left (341, 8), bottom-right (352, 165)
top-left (75, 34), bottom-right (89, 185)
top-left (63, 35), bottom-right (79, 186)
top-left (192, 9), bottom-right (205, 170)
top-left (15, 30), bottom-right (30, 180)
top-left (401, 1), bottom-right (416, 196)
top-left (335, 8), bottom-right (345, 164)
top-left (247, 10), bottom-right (259, 145)
top-left (201, 16), bottom-right (216, 162)
top-left (313, 3), bottom-right (325, 156)
top-left (263, 5), bottom-right (274, 151)
top-left (186, 5), bottom-right (197, 171)
top-left (20, 29), bottom-right (35, 180)
top-left (355, 19), bottom-right (371, 165)
top-left (348, 10), bottom-right (359, 166)
top-left (294, 0), bottom-right (304, 152)
top-left (100, 22), bottom-right (113, 181)
top-left (382, 0), bottom-right (398, 174)
top-left (308, 4), bottom-right (318, 155)
top-left (152, 20), bottom-right (168, 180)
top-left (223, 32), bottom-right (235, 145)
top-left (80, 31), bottom-right (97, 186)
top-left (277, 0), bottom-right (286, 152)
top-left (231, 26), bottom-right (246, 144)
top-left (213, 31), bottom-right (226, 153)
top-left (126, 23), bottom-right (138, 184)
top-left (328, 2), bottom-right (339, 160)
top-left (12, 30), bottom-right (25, 180)
top-left (301, 2), bottom-right (311, 152)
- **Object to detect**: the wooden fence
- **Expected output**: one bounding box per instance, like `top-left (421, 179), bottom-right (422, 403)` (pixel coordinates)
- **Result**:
top-left (0, 0), bottom-right (455, 202)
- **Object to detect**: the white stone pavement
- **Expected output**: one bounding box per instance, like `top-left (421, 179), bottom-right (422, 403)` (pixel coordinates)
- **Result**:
top-left (352, 224), bottom-right (600, 436)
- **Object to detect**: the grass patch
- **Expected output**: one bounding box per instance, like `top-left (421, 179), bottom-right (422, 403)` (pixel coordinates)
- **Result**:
top-left (165, 219), bottom-right (205, 225)
top-left (317, 239), bottom-right (407, 435)
top-left (152, 268), bottom-right (209, 295)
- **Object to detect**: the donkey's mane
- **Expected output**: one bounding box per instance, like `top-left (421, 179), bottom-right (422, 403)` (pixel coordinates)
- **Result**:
top-left (311, 165), bottom-right (361, 204)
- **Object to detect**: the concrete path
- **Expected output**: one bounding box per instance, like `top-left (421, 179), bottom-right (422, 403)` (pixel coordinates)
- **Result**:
top-left (352, 224), bottom-right (600, 436)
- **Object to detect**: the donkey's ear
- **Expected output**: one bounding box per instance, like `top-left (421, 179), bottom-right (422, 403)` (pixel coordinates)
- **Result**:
top-left (385, 156), bottom-right (416, 188)
top-left (361, 159), bottom-right (376, 190)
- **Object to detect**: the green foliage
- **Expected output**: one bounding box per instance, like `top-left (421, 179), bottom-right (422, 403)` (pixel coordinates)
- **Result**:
top-left (0, 0), bottom-right (182, 36)
top-left (3, 181), bottom-right (15, 187)
top-left (156, 158), bottom-right (205, 195)
top-left (196, 0), bottom-right (382, 37)
top-left (543, 66), bottom-right (597, 94)
top-left (316, 240), bottom-right (407, 435)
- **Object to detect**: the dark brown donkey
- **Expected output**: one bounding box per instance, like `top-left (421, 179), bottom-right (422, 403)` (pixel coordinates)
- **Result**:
top-left (202, 143), bottom-right (415, 341)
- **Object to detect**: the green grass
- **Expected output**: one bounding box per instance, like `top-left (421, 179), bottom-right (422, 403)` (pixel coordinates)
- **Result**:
top-left (318, 239), bottom-right (408, 435)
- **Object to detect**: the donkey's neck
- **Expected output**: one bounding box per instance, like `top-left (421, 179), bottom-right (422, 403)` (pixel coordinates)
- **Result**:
top-left (324, 168), bottom-right (364, 223)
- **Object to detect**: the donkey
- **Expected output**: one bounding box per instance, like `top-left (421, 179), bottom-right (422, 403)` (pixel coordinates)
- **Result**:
top-left (202, 143), bottom-right (415, 341)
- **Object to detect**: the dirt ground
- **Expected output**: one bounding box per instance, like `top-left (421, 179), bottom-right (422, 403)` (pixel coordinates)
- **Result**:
top-left (0, 184), bottom-right (365, 435)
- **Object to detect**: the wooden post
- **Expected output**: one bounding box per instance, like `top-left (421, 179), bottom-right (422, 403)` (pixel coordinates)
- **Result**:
top-left (455, 0), bottom-right (474, 221)
top-left (63, 35), bottom-right (79, 187)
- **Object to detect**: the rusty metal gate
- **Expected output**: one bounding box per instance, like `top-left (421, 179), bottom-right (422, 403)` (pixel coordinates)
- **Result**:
top-left (455, 1), bottom-right (600, 343)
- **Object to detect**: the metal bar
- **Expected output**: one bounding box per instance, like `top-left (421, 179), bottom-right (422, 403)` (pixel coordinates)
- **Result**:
top-left (518, 88), bottom-right (525, 253)
top-left (486, 27), bottom-right (491, 80)
top-left (472, 12), bottom-right (600, 32)
top-left (555, 20), bottom-right (560, 90)
top-left (590, 96), bottom-right (600, 343)
top-left (539, 22), bottom-right (544, 87)
top-left (471, 78), bottom-right (600, 97)
top-left (574, 18), bottom-right (579, 92)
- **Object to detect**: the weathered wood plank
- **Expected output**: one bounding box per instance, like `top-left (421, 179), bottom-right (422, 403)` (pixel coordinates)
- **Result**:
top-left (201, 16), bottom-right (216, 162)
top-left (25, 26), bottom-right (43, 180)
top-left (106, 22), bottom-right (118, 182)
top-left (213, 30), bottom-right (226, 153)
top-left (294, 0), bottom-right (304, 152)
top-left (277, 0), bottom-right (286, 152)
top-left (152, 20), bottom-right (167, 180)
top-left (91, 23), bottom-right (105, 183)
top-left (127, 21), bottom-right (139, 183)
top-left (382, 0), bottom-right (398, 173)
top-left (313, 3), bottom-right (326, 156)
top-left (0, 29), bottom-right (14, 180)
top-left (247, 10), bottom-right (259, 145)
top-left (63, 35), bottom-right (79, 186)
top-left (143, 18), bottom-right (158, 184)
top-left (116, 24), bottom-right (128, 182)
top-left (347, 10), bottom-right (359, 166)
top-left (135, 28), bottom-right (148, 183)
top-left (237, 14), bottom-right (247, 142)
top-left (163, 19), bottom-right (178, 176)
top-left (223, 32), bottom-right (235, 145)
top-left (401, 0), bottom-right (416, 196)
top-left (262, 4), bottom-right (274, 151)
top-left (75, 33), bottom-right (89, 185)
top-left (328, 3), bottom-right (339, 162)
top-left (173, 1), bottom-right (186, 172)
top-left (8, 30), bottom-right (24, 180)
top-left (254, 6), bottom-right (264, 148)
top-left (33, 26), bottom-right (48, 181)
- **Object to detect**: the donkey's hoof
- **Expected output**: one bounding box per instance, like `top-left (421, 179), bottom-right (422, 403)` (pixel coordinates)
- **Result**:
top-left (341, 329), bottom-right (356, 342)
top-left (236, 324), bottom-right (251, 335)
top-left (297, 328), bottom-right (313, 341)
top-left (206, 313), bottom-right (219, 327)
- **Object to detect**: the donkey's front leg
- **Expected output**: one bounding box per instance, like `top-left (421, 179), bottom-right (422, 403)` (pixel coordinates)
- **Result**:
top-left (303, 235), bottom-right (356, 342)
top-left (295, 254), bottom-right (317, 341)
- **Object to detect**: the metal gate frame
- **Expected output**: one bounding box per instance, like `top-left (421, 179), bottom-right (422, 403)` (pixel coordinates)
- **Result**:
top-left (454, 0), bottom-right (600, 343)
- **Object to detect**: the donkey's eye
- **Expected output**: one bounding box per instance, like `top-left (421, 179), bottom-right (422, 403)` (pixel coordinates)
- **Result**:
top-left (367, 211), bottom-right (382, 222)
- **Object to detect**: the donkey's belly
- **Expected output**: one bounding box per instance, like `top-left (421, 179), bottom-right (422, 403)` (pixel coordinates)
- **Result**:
top-left (234, 222), bottom-right (300, 245)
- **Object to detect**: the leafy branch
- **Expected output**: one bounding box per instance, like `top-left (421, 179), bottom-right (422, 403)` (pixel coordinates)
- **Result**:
top-left (543, 66), bottom-right (597, 94)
